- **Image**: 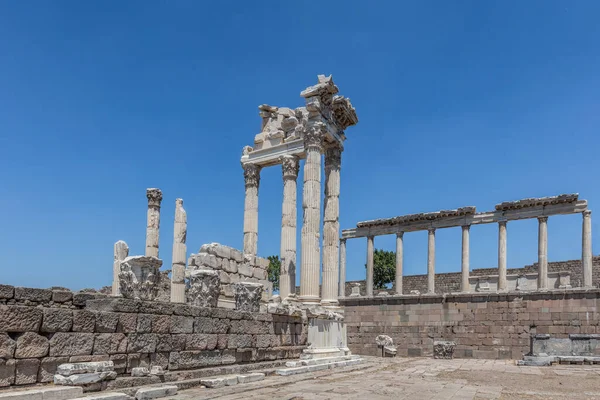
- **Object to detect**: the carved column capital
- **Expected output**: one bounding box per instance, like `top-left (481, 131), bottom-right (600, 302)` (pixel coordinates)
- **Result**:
top-left (462, 225), bottom-right (471, 231)
top-left (146, 188), bottom-right (163, 208)
top-left (243, 163), bottom-right (261, 189)
top-left (280, 155), bottom-right (299, 181)
top-left (396, 232), bottom-right (404, 238)
top-left (304, 122), bottom-right (326, 153)
top-left (498, 220), bottom-right (507, 227)
top-left (339, 238), bottom-right (346, 244)
top-left (538, 216), bottom-right (548, 223)
top-left (583, 210), bottom-right (592, 218)
top-left (428, 228), bottom-right (436, 234)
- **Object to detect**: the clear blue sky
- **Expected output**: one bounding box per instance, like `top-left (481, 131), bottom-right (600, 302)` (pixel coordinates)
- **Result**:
top-left (1, 1), bottom-right (598, 290)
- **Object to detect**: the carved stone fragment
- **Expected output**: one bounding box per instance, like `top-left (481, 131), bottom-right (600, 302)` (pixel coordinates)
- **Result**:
top-left (433, 340), bottom-right (456, 359)
top-left (118, 256), bottom-right (163, 301)
top-left (186, 268), bottom-right (220, 308)
top-left (233, 282), bottom-right (263, 312)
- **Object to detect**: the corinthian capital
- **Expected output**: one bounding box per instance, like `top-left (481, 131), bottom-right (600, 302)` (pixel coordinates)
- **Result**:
top-left (280, 155), bottom-right (299, 181)
top-left (146, 188), bottom-right (163, 208)
top-left (304, 122), bottom-right (326, 152)
top-left (243, 163), bottom-right (261, 189)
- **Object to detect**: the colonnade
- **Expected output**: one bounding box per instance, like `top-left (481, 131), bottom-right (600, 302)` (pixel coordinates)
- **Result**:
top-left (338, 210), bottom-right (593, 297)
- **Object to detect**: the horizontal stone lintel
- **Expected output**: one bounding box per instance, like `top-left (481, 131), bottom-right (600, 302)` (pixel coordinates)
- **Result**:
top-left (339, 287), bottom-right (600, 306)
top-left (342, 200), bottom-right (588, 239)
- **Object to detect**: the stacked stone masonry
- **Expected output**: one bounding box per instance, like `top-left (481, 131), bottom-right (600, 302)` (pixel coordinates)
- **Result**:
top-left (188, 243), bottom-right (273, 301)
top-left (0, 290), bottom-right (306, 388)
top-left (342, 289), bottom-right (600, 360)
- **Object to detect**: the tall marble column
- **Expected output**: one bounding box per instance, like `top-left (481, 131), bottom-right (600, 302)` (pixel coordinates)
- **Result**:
top-left (112, 240), bottom-right (129, 296)
top-left (338, 238), bottom-right (347, 298)
top-left (582, 210), bottom-right (593, 288)
top-left (427, 228), bottom-right (436, 294)
top-left (498, 221), bottom-right (507, 291)
top-left (322, 146), bottom-right (342, 306)
top-left (279, 155), bottom-right (299, 300)
top-left (395, 232), bottom-right (404, 295)
top-left (171, 199), bottom-right (187, 303)
top-left (538, 216), bottom-right (548, 290)
top-left (461, 225), bottom-right (470, 292)
top-left (299, 124), bottom-right (325, 304)
top-left (366, 235), bottom-right (374, 297)
top-left (145, 188), bottom-right (163, 258)
top-left (242, 163), bottom-right (261, 256)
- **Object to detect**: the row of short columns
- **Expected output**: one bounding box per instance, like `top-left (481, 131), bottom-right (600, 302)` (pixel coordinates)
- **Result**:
top-left (341, 211), bottom-right (593, 297)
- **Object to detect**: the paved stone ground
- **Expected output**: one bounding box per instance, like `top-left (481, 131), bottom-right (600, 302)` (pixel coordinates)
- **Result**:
top-left (164, 356), bottom-right (600, 400)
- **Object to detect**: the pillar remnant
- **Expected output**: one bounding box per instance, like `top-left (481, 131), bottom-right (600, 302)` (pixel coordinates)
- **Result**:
top-left (582, 210), bottom-right (593, 287)
top-left (321, 146), bottom-right (342, 306)
top-left (366, 235), bottom-right (374, 297)
top-left (395, 232), bottom-right (404, 295)
top-left (112, 241), bottom-right (129, 296)
top-left (299, 123), bottom-right (326, 304)
top-left (187, 268), bottom-right (220, 308)
top-left (279, 155), bottom-right (299, 300)
top-left (498, 221), bottom-right (507, 291)
top-left (338, 238), bottom-right (347, 298)
top-left (427, 228), bottom-right (436, 293)
top-left (538, 216), bottom-right (548, 290)
top-left (461, 225), bottom-right (470, 292)
top-left (145, 188), bottom-right (163, 258)
top-left (171, 199), bottom-right (187, 303)
top-left (242, 163), bottom-right (261, 256)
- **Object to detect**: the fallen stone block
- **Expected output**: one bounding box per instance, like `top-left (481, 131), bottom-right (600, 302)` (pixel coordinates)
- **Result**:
top-left (57, 361), bottom-right (114, 376)
top-left (54, 371), bottom-right (117, 385)
top-left (200, 377), bottom-right (226, 388)
top-left (134, 386), bottom-right (177, 400)
top-left (130, 367), bottom-right (149, 377)
top-left (0, 387), bottom-right (83, 400)
top-left (237, 372), bottom-right (265, 383)
top-left (149, 366), bottom-right (164, 376)
top-left (71, 393), bottom-right (131, 400)
top-left (275, 366), bottom-right (308, 376)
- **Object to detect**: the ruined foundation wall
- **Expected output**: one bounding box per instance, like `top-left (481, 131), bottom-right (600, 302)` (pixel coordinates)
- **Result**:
top-left (344, 256), bottom-right (600, 296)
top-left (0, 287), bottom-right (306, 388)
top-left (341, 290), bottom-right (600, 360)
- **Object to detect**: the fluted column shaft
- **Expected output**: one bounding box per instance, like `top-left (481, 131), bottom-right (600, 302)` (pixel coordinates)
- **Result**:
top-left (498, 221), bottom-right (507, 291)
top-left (322, 146), bottom-right (342, 306)
top-left (338, 239), bottom-right (347, 298)
top-left (300, 124), bottom-right (325, 303)
top-left (145, 188), bottom-right (162, 258)
top-left (112, 241), bottom-right (129, 296)
top-left (279, 155), bottom-right (299, 300)
top-left (242, 164), bottom-right (261, 256)
top-left (427, 228), bottom-right (436, 293)
top-left (538, 216), bottom-right (548, 290)
top-left (582, 210), bottom-right (593, 288)
top-left (395, 233), bottom-right (404, 295)
top-left (461, 225), bottom-right (470, 292)
top-left (366, 236), bottom-right (374, 297)
top-left (171, 199), bottom-right (187, 303)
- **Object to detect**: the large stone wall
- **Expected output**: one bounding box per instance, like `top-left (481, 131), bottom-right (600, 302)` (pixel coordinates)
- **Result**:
top-left (341, 289), bottom-right (600, 359)
top-left (0, 286), bottom-right (306, 388)
top-left (344, 256), bottom-right (600, 296)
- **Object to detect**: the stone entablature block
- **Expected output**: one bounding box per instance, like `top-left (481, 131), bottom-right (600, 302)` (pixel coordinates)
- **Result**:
top-left (495, 193), bottom-right (578, 211)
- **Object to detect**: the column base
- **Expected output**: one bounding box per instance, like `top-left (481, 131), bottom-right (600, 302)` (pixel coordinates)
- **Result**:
top-left (320, 299), bottom-right (339, 307)
top-left (299, 295), bottom-right (320, 305)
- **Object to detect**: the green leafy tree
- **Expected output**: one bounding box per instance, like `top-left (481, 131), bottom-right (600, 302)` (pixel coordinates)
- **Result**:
top-left (267, 255), bottom-right (281, 292)
top-left (365, 249), bottom-right (396, 289)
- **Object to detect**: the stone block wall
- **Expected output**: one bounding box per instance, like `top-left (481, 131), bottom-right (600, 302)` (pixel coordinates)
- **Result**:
top-left (344, 256), bottom-right (600, 296)
top-left (188, 243), bottom-right (273, 300)
top-left (0, 288), bottom-right (306, 388)
top-left (341, 289), bottom-right (600, 359)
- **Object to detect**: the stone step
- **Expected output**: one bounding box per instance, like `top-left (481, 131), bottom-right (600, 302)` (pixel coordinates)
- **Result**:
top-left (71, 393), bottom-right (132, 400)
top-left (0, 387), bottom-right (83, 400)
top-left (285, 355), bottom-right (360, 368)
top-left (276, 358), bottom-right (362, 376)
top-left (134, 386), bottom-right (177, 400)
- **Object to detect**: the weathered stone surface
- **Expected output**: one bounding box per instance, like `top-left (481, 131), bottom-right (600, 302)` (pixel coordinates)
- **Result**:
top-left (237, 372), bottom-right (265, 383)
top-left (151, 315), bottom-right (171, 334)
top-left (194, 317), bottom-right (229, 334)
top-left (136, 314), bottom-right (152, 333)
top-left (433, 341), bottom-right (456, 359)
top-left (72, 310), bottom-right (96, 333)
top-left (234, 282), bottom-right (263, 312)
top-left (70, 393), bottom-right (128, 400)
top-left (109, 355), bottom-right (127, 374)
top-left (170, 315), bottom-right (194, 334)
top-left (14, 287), bottom-right (52, 302)
top-left (227, 334), bottom-right (254, 349)
top-left (135, 385), bottom-right (177, 400)
top-left (95, 312), bottom-right (120, 333)
top-left (186, 268), bottom-right (220, 308)
top-left (375, 335), bottom-right (393, 347)
top-left (119, 256), bottom-right (163, 301)
top-left (42, 309), bottom-right (73, 332)
top-left (93, 333), bottom-right (127, 355)
top-left (15, 358), bottom-right (40, 385)
top-left (49, 333), bottom-right (95, 357)
top-left (127, 334), bottom-right (157, 353)
top-left (117, 313), bottom-right (137, 333)
top-left (0, 285), bottom-right (14, 300)
top-left (149, 366), bottom-right (164, 376)
top-left (237, 263), bottom-right (254, 278)
top-left (15, 332), bottom-right (49, 358)
top-left (72, 292), bottom-right (98, 307)
top-left (0, 359), bottom-right (16, 387)
top-left (38, 357), bottom-right (69, 383)
top-left (131, 367), bottom-right (149, 377)
top-left (54, 371), bottom-right (117, 385)
top-left (0, 333), bottom-right (16, 358)
top-left (169, 350), bottom-right (223, 370)
top-left (56, 361), bottom-right (114, 376)
top-left (0, 306), bottom-right (42, 332)
top-left (52, 291), bottom-right (73, 303)
top-left (253, 268), bottom-right (267, 280)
